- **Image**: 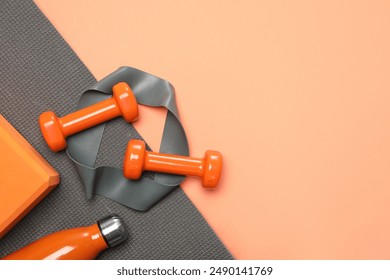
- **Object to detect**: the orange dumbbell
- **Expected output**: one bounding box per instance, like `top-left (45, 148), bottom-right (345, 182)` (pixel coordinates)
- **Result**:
top-left (39, 82), bottom-right (138, 152)
top-left (123, 139), bottom-right (223, 188)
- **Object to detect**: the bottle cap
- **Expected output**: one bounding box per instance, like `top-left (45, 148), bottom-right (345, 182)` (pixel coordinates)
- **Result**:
top-left (98, 214), bottom-right (128, 247)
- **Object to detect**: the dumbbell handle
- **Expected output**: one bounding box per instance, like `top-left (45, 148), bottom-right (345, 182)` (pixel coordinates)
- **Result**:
top-left (60, 98), bottom-right (121, 137)
top-left (144, 152), bottom-right (204, 177)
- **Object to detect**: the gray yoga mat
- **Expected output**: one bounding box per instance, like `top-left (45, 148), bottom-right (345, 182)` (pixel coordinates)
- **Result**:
top-left (0, 0), bottom-right (232, 259)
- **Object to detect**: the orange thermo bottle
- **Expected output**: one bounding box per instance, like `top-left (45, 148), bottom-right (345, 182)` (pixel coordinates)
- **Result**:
top-left (2, 214), bottom-right (127, 260)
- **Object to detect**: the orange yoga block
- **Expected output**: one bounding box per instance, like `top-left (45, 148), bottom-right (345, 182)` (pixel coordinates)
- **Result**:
top-left (0, 115), bottom-right (60, 238)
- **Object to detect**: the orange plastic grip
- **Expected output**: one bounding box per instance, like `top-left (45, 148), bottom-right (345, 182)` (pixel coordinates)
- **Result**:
top-left (2, 224), bottom-right (108, 260)
top-left (39, 82), bottom-right (138, 152)
top-left (124, 139), bottom-right (223, 188)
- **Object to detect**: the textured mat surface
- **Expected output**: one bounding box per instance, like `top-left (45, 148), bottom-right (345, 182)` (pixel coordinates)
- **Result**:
top-left (0, 0), bottom-right (232, 259)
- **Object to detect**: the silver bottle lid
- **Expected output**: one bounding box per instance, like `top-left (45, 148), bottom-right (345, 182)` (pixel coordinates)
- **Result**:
top-left (98, 214), bottom-right (128, 248)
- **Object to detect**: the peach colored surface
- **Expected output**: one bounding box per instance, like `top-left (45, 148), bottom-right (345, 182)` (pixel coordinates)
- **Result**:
top-left (34, 0), bottom-right (390, 259)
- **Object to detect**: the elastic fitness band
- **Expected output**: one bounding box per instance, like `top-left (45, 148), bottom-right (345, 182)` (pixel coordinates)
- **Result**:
top-left (66, 67), bottom-right (189, 211)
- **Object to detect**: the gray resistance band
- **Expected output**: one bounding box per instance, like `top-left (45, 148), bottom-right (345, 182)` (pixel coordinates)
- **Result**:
top-left (66, 67), bottom-right (189, 211)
